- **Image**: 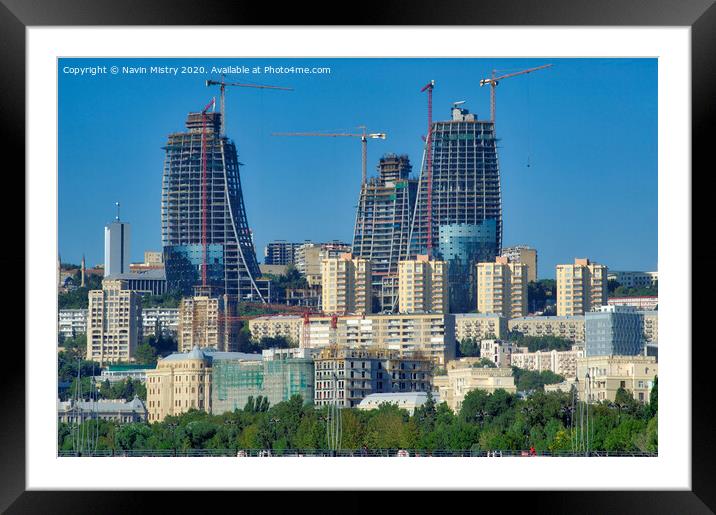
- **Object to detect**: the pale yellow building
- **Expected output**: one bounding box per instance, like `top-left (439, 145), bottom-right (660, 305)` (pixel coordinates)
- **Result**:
top-left (397, 255), bottom-right (449, 314)
top-left (501, 245), bottom-right (538, 283)
top-left (86, 279), bottom-right (143, 365)
top-left (556, 258), bottom-right (608, 316)
top-left (640, 311), bottom-right (658, 342)
top-left (454, 313), bottom-right (508, 341)
top-left (248, 315), bottom-right (302, 344)
top-left (299, 313), bottom-right (456, 366)
top-left (510, 348), bottom-right (585, 379)
top-left (321, 253), bottom-right (372, 315)
top-left (508, 315), bottom-right (586, 343)
top-left (476, 256), bottom-right (528, 319)
top-left (577, 355), bottom-right (658, 404)
top-left (434, 359), bottom-right (517, 412)
top-left (178, 295), bottom-right (233, 352)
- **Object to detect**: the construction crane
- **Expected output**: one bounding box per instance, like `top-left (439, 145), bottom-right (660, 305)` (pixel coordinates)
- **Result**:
top-left (272, 127), bottom-right (387, 185)
top-left (420, 80), bottom-right (435, 256)
top-left (206, 75), bottom-right (293, 135)
top-left (479, 64), bottom-right (552, 123)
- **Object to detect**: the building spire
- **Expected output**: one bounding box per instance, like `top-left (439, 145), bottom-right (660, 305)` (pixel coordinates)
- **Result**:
top-left (115, 201), bottom-right (121, 222)
top-left (81, 254), bottom-right (86, 288)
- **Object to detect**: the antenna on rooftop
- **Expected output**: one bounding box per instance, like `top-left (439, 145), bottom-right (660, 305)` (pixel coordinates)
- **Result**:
top-left (115, 201), bottom-right (120, 222)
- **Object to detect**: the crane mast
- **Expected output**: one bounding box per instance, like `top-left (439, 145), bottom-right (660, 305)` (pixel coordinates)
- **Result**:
top-left (479, 64), bottom-right (552, 124)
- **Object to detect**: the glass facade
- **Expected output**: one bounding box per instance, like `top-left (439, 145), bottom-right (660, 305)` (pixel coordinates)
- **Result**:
top-left (585, 308), bottom-right (645, 356)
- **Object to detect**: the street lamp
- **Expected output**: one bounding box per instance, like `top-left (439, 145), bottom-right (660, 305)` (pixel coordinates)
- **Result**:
top-left (167, 422), bottom-right (178, 457)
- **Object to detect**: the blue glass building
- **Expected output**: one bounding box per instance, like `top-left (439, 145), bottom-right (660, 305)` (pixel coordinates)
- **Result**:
top-left (585, 306), bottom-right (645, 356)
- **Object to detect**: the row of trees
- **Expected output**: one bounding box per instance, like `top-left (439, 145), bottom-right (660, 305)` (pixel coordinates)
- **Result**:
top-left (58, 386), bottom-right (658, 454)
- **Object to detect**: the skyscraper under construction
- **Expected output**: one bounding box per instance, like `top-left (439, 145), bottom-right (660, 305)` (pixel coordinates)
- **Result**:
top-left (409, 104), bottom-right (502, 312)
top-left (409, 104), bottom-right (502, 259)
top-left (352, 154), bottom-right (417, 310)
top-left (161, 110), bottom-right (266, 301)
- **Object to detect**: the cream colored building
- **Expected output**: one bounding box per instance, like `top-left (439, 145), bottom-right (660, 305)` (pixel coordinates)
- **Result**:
top-left (640, 311), bottom-right (658, 342)
top-left (510, 348), bottom-right (585, 379)
top-left (86, 279), bottom-right (142, 365)
top-left (300, 313), bottom-right (456, 366)
top-left (501, 245), bottom-right (538, 283)
top-left (434, 359), bottom-right (517, 412)
top-left (508, 315), bottom-right (586, 343)
top-left (321, 253), bottom-right (372, 315)
top-left (248, 315), bottom-right (302, 344)
top-left (146, 347), bottom-right (212, 423)
top-left (296, 242), bottom-right (352, 287)
top-left (178, 295), bottom-right (233, 352)
top-left (480, 340), bottom-right (520, 367)
top-left (577, 355), bottom-right (658, 404)
top-left (477, 257), bottom-right (528, 319)
top-left (556, 258), bottom-right (608, 316)
top-left (454, 313), bottom-right (508, 341)
top-left (397, 255), bottom-right (448, 314)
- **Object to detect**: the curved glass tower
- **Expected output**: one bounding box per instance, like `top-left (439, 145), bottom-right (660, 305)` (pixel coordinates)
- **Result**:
top-left (161, 111), bottom-right (264, 300)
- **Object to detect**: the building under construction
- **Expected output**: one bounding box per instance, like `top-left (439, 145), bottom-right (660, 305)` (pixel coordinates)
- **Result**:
top-left (409, 104), bottom-right (501, 260)
top-left (161, 111), bottom-right (266, 301)
top-left (352, 154), bottom-right (417, 311)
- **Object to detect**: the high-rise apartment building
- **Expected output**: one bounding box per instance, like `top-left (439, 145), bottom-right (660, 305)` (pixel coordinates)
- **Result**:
top-left (104, 218), bottom-right (131, 277)
top-left (86, 279), bottom-right (143, 365)
top-left (161, 111), bottom-right (265, 301)
top-left (178, 294), bottom-right (237, 352)
top-left (264, 241), bottom-right (301, 266)
top-left (501, 245), bottom-right (538, 283)
top-left (556, 258), bottom-right (608, 316)
top-left (295, 241), bottom-right (352, 286)
top-left (476, 256), bottom-right (528, 319)
top-left (352, 154), bottom-right (418, 311)
top-left (409, 104), bottom-right (502, 257)
top-left (584, 305), bottom-right (645, 356)
top-left (321, 253), bottom-right (372, 315)
top-left (397, 255), bottom-right (448, 314)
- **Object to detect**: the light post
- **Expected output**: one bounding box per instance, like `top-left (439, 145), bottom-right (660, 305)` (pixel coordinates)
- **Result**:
top-left (168, 422), bottom-right (178, 457)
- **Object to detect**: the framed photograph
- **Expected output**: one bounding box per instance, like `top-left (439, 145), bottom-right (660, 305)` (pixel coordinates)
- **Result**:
top-left (4, 0), bottom-right (714, 511)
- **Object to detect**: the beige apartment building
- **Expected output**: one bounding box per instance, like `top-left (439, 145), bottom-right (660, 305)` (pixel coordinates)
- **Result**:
top-left (476, 257), bottom-right (528, 319)
top-left (314, 346), bottom-right (432, 408)
top-left (454, 313), bottom-right (508, 341)
top-left (508, 315), bottom-right (586, 343)
top-left (501, 245), bottom-right (538, 283)
top-left (299, 313), bottom-right (456, 366)
top-left (86, 279), bottom-right (143, 365)
top-left (321, 253), bottom-right (372, 315)
top-left (577, 355), bottom-right (658, 404)
top-left (248, 315), bottom-right (302, 344)
top-left (397, 255), bottom-right (449, 314)
top-left (510, 348), bottom-right (585, 379)
top-left (178, 295), bottom-right (233, 352)
top-left (640, 311), bottom-right (658, 342)
top-left (434, 359), bottom-right (517, 412)
top-left (556, 258), bottom-right (608, 316)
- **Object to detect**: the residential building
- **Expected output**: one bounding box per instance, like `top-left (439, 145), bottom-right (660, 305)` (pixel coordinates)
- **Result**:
top-left (141, 307), bottom-right (179, 337)
top-left (607, 271), bottom-right (658, 288)
top-left (86, 279), bottom-right (143, 365)
top-left (501, 245), bottom-right (538, 283)
top-left (146, 347), bottom-right (262, 422)
top-left (104, 215), bottom-right (131, 277)
top-left (577, 355), bottom-right (658, 404)
top-left (264, 241), bottom-right (301, 266)
top-left (479, 339), bottom-right (519, 367)
top-left (211, 348), bottom-right (316, 414)
top-left (97, 364), bottom-right (155, 384)
top-left (508, 315), bottom-right (586, 343)
top-left (57, 396), bottom-right (147, 424)
top-left (477, 256), bottom-right (528, 319)
top-left (248, 315), bottom-right (303, 344)
top-left (556, 258), bottom-right (608, 316)
top-left (259, 264), bottom-right (289, 276)
top-left (398, 254), bottom-right (448, 314)
top-left (409, 104), bottom-right (502, 257)
top-left (59, 308), bottom-right (88, 340)
top-left (585, 305), bottom-right (645, 356)
top-left (434, 359), bottom-right (516, 412)
top-left (357, 391), bottom-right (436, 415)
top-left (321, 253), bottom-right (372, 315)
top-left (608, 296), bottom-right (658, 311)
top-left (295, 241), bottom-right (352, 286)
top-left (129, 251), bottom-right (165, 272)
top-left (178, 294), bottom-right (237, 353)
top-left (438, 221), bottom-right (498, 313)
top-left (352, 154), bottom-right (418, 311)
top-left (640, 310), bottom-right (658, 342)
top-left (510, 348), bottom-right (585, 379)
top-left (300, 313), bottom-right (457, 366)
top-left (161, 110), bottom-right (266, 301)
top-left (454, 313), bottom-right (508, 341)
top-left (313, 347), bottom-right (432, 408)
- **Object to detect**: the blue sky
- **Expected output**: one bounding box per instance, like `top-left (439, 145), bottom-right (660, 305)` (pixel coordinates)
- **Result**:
top-left (58, 58), bottom-right (657, 279)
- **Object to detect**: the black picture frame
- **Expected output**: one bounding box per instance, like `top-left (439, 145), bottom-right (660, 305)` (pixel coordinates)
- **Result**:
top-left (2, 0), bottom-right (713, 512)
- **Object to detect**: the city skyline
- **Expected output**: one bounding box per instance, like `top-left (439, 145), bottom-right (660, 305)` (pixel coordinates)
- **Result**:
top-left (59, 57), bottom-right (657, 278)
